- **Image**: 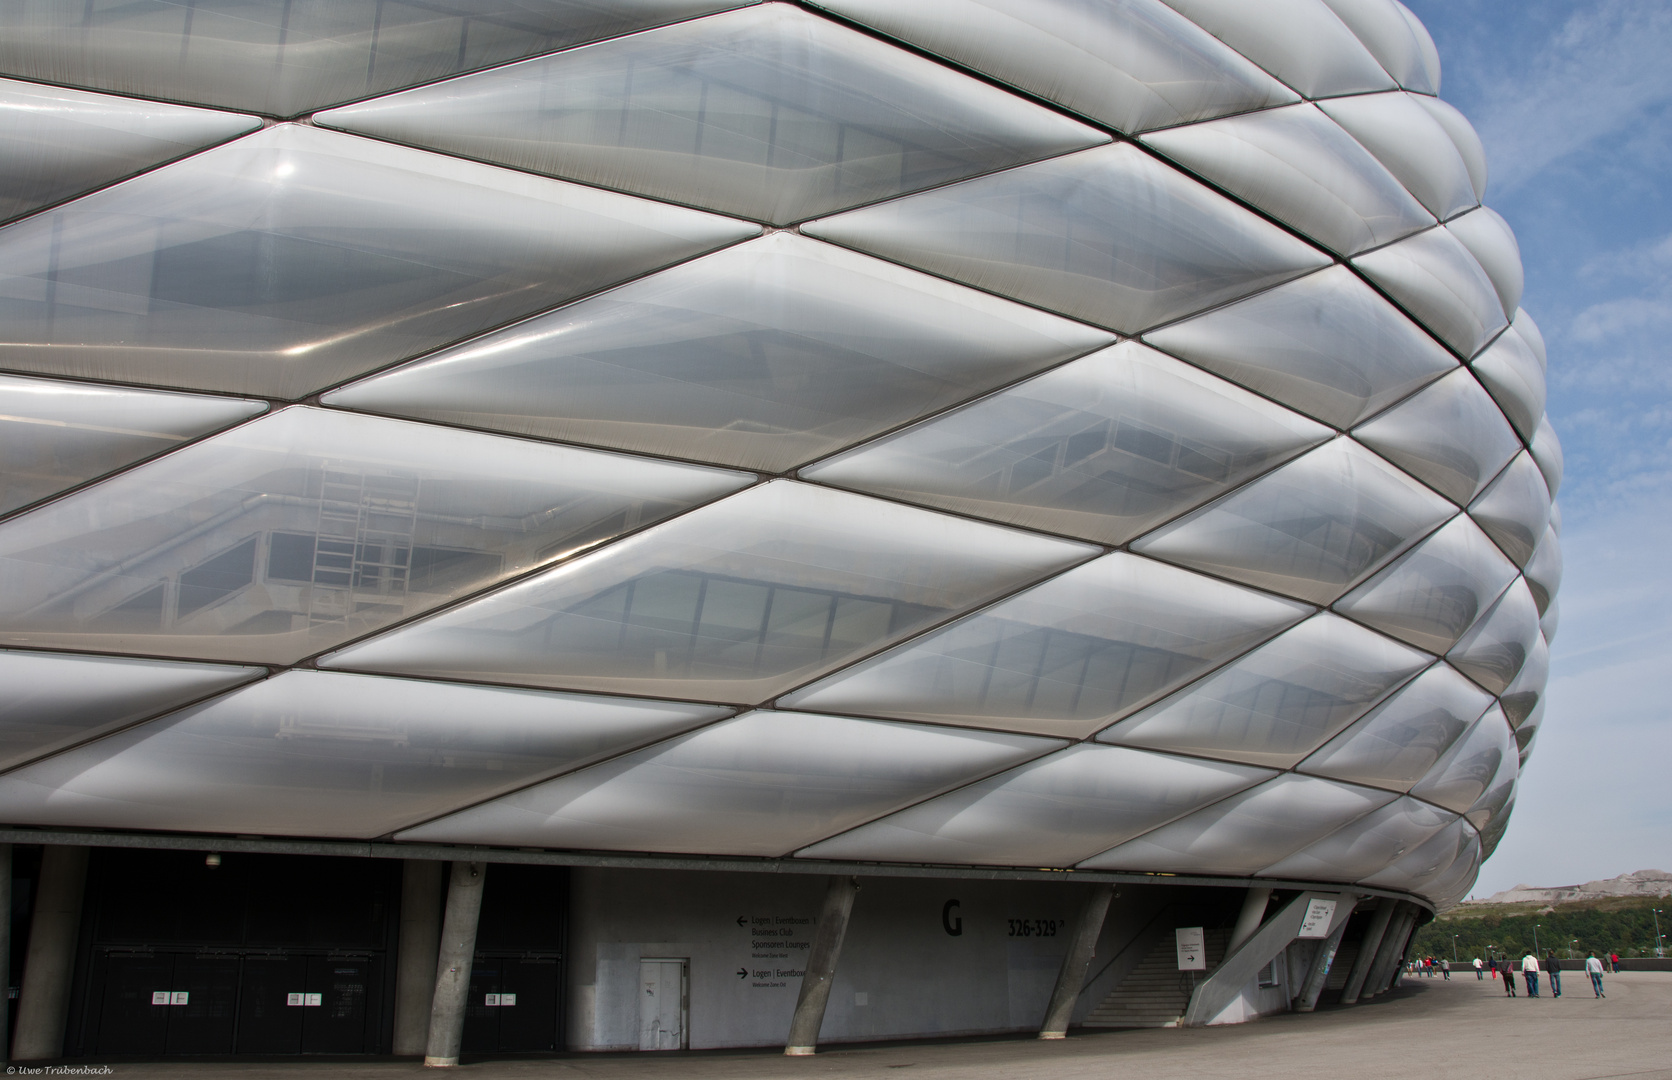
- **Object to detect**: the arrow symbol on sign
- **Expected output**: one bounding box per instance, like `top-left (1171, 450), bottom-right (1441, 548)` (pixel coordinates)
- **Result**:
top-left (736, 968), bottom-right (748, 979)
top-left (737, 915), bottom-right (746, 927)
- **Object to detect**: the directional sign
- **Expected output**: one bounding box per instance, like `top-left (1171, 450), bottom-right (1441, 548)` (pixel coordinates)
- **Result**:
top-left (736, 967), bottom-right (748, 979)
top-left (1176, 926), bottom-right (1206, 971)
top-left (737, 915), bottom-right (747, 927)
top-left (1297, 898), bottom-right (1339, 939)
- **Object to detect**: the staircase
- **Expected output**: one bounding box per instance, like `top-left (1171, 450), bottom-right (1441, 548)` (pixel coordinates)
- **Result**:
top-left (1324, 940), bottom-right (1362, 992)
top-left (1083, 928), bottom-right (1230, 1029)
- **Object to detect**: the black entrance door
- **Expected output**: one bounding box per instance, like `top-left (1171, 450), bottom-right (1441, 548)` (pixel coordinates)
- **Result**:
top-left (91, 953), bottom-right (171, 1055)
top-left (462, 954), bottom-right (561, 1053)
top-left (236, 954), bottom-right (306, 1054)
top-left (163, 954), bottom-right (240, 1054)
top-left (301, 955), bottom-right (374, 1053)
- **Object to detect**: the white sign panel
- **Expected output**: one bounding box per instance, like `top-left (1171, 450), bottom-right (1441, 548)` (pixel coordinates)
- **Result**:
top-left (170, 991), bottom-right (189, 1005)
top-left (1297, 898), bottom-right (1339, 939)
top-left (485, 993), bottom-right (501, 1006)
top-left (287, 993), bottom-right (305, 1006)
top-left (151, 991), bottom-right (170, 1006)
top-left (501, 993), bottom-right (516, 1006)
top-left (1175, 926), bottom-right (1207, 971)
top-left (304, 993), bottom-right (323, 1007)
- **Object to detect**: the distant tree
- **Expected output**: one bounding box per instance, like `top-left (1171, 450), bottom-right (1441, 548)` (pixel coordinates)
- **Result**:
top-left (1411, 899), bottom-right (1668, 960)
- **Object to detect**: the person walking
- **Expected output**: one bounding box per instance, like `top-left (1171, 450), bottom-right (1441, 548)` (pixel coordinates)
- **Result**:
top-left (1441, 958), bottom-right (1451, 980)
top-left (1500, 957), bottom-right (1516, 996)
top-left (1608, 952), bottom-right (1619, 973)
top-left (1585, 953), bottom-right (1606, 998)
top-left (1545, 951), bottom-right (1561, 997)
top-left (1522, 952), bottom-right (1541, 997)
top-left (1474, 957), bottom-right (1484, 980)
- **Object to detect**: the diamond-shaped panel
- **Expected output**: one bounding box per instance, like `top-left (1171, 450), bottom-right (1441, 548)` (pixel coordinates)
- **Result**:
top-left (797, 744), bottom-right (1273, 867)
top-left (1131, 437), bottom-right (1455, 605)
top-left (1143, 265), bottom-right (1456, 430)
top-left (1297, 662), bottom-right (1492, 791)
top-left (780, 552), bottom-right (1309, 738)
top-left (0, 125), bottom-right (758, 399)
top-left (326, 234), bottom-right (1110, 473)
top-left (1320, 92), bottom-right (1478, 219)
top-left (1159, 0), bottom-right (1397, 99)
top-left (1447, 580), bottom-right (1541, 695)
top-left (1352, 226), bottom-right (1508, 359)
top-left (800, 341), bottom-right (1331, 545)
top-left (0, 407), bottom-right (751, 664)
top-left (397, 709), bottom-right (1060, 856)
top-left (1469, 452), bottom-right (1552, 567)
top-left (318, 4), bottom-right (1108, 225)
top-left (1096, 612), bottom-right (1430, 768)
top-left (1351, 367), bottom-right (1521, 505)
top-left (324, 480), bottom-right (1097, 702)
top-left (803, 143), bottom-right (1331, 334)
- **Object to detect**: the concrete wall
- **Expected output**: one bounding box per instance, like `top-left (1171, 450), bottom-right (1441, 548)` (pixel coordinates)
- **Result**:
top-left (567, 868), bottom-right (1103, 1050)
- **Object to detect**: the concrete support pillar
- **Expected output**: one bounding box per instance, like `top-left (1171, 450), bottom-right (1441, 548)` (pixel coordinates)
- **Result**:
top-left (1374, 910), bottom-right (1418, 995)
top-left (1365, 906), bottom-right (1415, 997)
top-left (424, 861), bottom-right (486, 1068)
top-left (394, 860), bottom-right (446, 1056)
top-left (12, 845), bottom-right (88, 1062)
top-left (1339, 899), bottom-right (1395, 1005)
top-left (1037, 884), bottom-right (1115, 1039)
top-left (784, 876), bottom-right (859, 1056)
top-left (1227, 887), bottom-right (1272, 953)
top-left (0, 845), bottom-right (10, 1065)
top-left (1292, 912), bottom-right (1353, 1013)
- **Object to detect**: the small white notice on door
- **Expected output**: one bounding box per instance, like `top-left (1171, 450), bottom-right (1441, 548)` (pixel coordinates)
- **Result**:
top-left (171, 991), bottom-right (189, 1005)
top-left (305, 993), bottom-right (323, 1007)
top-left (151, 991), bottom-right (170, 1005)
top-left (287, 993), bottom-right (305, 1006)
top-left (1176, 926), bottom-right (1207, 971)
top-left (1297, 898), bottom-right (1338, 939)
top-left (500, 994), bottom-right (516, 1006)
top-left (485, 993), bottom-right (500, 1006)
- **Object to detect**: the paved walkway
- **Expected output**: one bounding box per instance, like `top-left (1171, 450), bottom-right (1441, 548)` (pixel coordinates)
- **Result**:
top-left (42, 972), bottom-right (1672, 1080)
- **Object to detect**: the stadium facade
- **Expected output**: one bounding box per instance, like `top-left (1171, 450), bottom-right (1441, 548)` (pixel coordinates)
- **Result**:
top-left (0, 0), bottom-right (1559, 1061)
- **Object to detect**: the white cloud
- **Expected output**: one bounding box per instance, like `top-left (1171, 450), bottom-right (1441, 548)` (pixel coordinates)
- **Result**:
top-left (1457, 0), bottom-right (1672, 192)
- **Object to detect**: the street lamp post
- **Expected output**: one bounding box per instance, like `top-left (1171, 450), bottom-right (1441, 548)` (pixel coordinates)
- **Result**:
top-left (1570, 938), bottom-right (1578, 960)
top-left (1534, 924), bottom-right (1540, 954)
top-left (1655, 908), bottom-right (1665, 959)
top-left (1452, 935), bottom-right (1459, 963)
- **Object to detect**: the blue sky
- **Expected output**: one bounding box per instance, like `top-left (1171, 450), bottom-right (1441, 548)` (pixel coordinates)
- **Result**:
top-left (1404, 0), bottom-right (1672, 894)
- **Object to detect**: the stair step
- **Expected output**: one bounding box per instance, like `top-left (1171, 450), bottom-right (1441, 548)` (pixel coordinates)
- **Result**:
top-left (1082, 927), bottom-right (1230, 1029)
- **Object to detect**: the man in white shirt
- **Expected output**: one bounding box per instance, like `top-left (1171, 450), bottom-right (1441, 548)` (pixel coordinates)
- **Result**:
top-left (1521, 953), bottom-right (1541, 997)
top-left (1585, 953), bottom-right (1606, 998)
top-left (1473, 957), bottom-right (1484, 980)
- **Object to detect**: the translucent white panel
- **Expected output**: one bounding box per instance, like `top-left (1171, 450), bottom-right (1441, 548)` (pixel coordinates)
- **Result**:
top-left (325, 481), bottom-right (1096, 701)
top-left (0, 125), bottom-right (757, 400)
top-left (1523, 528), bottom-right (1562, 617)
top-left (1131, 438), bottom-right (1455, 605)
top-left (797, 744), bottom-right (1273, 867)
top-left (1512, 308), bottom-right (1547, 370)
top-left (1446, 580), bottom-right (1540, 695)
top-left (0, 375), bottom-right (265, 518)
top-left (1097, 613), bottom-right (1429, 768)
top-left (1447, 207), bottom-right (1521, 314)
top-left (325, 235), bottom-right (1108, 474)
top-left (1334, 514), bottom-right (1519, 654)
top-left (779, 553), bottom-right (1310, 739)
top-left (1078, 774), bottom-right (1396, 875)
top-left (1548, 501), bottom-right (1563, 537)
top-left (1470, 329), bottom-right (1547, 441)
top-left (800, 342), bottom-right (1331, 545)
top-left (1352, 227), bottom-right (1508, 359)
top-left (318, 5), bottom-right (1106, 227)
top-left (1511, 699), bottom-right (1544, 764)
top-left (1351, 368), bottom-right (1520, 505)
top-left (0, 670), bottom-right (729, 838)
top-left (1463, 714), bottom-right (1518, 829)
top-left (1298, 662), bottom-right (1492, 790)
top-left (1530, 418), bottom-right (1563, 497)
top-left (1158, 0), bottom-right (1395, 99)
top-left (1415, 96), bottom-right (1489, 202)
top-left (1408, 706), bottom-right (1512, 812)
top-left (1423, 828), bottom-right (1483, 908)
top-left (1142, 104), bottom-right (1433, 256)
top-left (0, 649), bottom-right (261, 771)
top-left (1394, 1), bottom-right (1443, 93)
top-left (0, 79), bottom-right (258, 224)
top-left (397, 710), bottom-right (1059, 855)
top-left (1143, 266), bottom-right (1455, 429)
top-left (0, 1), bottom-right (745, 117)
top-left (1499, 633), bottom-right (1548, 729)
top-left (1260, 795), bottom-right (1454, 882)
top-left (1538, 597), bottom-right (1559, 646)
top-left (1319, 93), bottom-right (1477, 219)
top-left (813, 0), bottom-right (1297, 135)
top-left (1358, 815), bottom-right (1471, 891)
top-left (1318, 0), bottom-right (1436, 93)
top-left (0, 407), bottom-right (750, 665)
top-left (802, 144), bottom-right (1330, 334)
top-left (1468, 453), bottom-right (1551, 567)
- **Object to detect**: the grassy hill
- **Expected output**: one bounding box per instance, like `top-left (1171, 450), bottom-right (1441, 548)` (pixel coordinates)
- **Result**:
top-left (1410, 897), bottom-right (1669, 963)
